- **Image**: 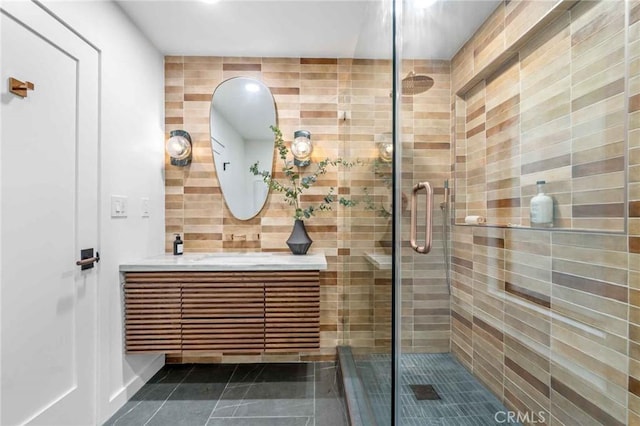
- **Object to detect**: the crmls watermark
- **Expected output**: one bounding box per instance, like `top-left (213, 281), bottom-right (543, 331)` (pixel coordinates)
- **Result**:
top-left (494, 410), bottom-right (547, 424)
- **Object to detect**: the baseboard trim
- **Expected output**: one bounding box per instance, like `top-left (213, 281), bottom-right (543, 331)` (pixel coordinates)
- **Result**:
top-left (100, 355), bottom-right (164, 424)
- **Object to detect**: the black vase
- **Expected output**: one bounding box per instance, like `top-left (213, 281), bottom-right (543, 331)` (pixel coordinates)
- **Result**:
top-left (286, 219), bottom-right (313, 255)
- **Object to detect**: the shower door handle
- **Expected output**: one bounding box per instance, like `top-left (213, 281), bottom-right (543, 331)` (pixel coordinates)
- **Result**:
top-left (410, 181), bottom-right (433, 254)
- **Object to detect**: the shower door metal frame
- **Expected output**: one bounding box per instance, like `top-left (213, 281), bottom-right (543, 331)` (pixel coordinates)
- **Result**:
top-left (391, 0), bottom-right (402, 424)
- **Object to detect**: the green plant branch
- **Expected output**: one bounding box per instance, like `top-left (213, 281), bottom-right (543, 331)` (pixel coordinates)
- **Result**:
top-left (250, 125), bottom-right (359, 221)
top-left (363, 187), bottom-right (392, 219)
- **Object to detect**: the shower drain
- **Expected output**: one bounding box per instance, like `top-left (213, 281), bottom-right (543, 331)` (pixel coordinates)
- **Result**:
top-left (409, 384), bottom-right (441, 400)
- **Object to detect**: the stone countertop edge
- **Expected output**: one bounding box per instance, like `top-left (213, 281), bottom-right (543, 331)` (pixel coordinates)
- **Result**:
top-left (119, 252), bottom-right (328, 272)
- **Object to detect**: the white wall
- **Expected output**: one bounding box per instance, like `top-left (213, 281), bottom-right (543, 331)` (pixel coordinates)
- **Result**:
top-left (245, 138), bottom-right (271, 213)
top-left (42, 1), bottom-right (165, 423)
top-left (211, 107), bottom-right (247, 216)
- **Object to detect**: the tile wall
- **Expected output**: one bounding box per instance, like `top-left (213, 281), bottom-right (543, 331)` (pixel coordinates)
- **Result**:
top-left (626, 1), bottom-right (640, 423)
top-left (339, 58), bottom-right (395, 355)
top-left (450, 0), bottom-right (639, 424)
top-left (398, 60), bottom-right (453, 354)
top-left (456, 0), bottom-right (626, 231)
top-left (164, 56), bottom-right (452, 360)
top-left (165, 56), bottom-right (348, 362)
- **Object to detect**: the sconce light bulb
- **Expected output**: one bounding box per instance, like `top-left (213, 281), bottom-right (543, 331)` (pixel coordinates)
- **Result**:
top-left (379, 142), bottom-right (393, 162)
top-left (166, 135), bottom-right (192, 160)
top-left (171, 141), bottom-right (185, 156)
top-left (294, 140), bottom-right (310, 156)
top-left (292, 130), bottom-right (313, 161)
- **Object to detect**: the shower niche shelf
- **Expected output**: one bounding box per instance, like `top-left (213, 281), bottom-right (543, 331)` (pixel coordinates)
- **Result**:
top-left (364, 252), bottom-right (391, 270)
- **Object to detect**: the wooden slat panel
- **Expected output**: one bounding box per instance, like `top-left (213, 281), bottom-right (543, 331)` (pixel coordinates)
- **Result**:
top-left (182, 310), bottom-right (263, 317)
top-left (126, 343), bottom-right (181, 350)
top-left (126, 313), bottom-right (181, 319)
top-left (125, 271), bottom-right (318, 283)
top-left (182, 318), bottom-right (262, 324)
top-left (123, 275), bottom-right (181, 354)
top-left (182, 280), bottom-right (265, 353)
top-left (124, 271), bottom-right (320, 357)
top-left (265, 280), bottom-right (320, 352)
top-left (184, 335), bottom-right (263, 341)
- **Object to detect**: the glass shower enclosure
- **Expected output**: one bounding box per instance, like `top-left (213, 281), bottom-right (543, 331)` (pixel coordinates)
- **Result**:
top-left (339, 0), bottom-right (515, 424)
top-left (338, 0), bottom-right (634, 423)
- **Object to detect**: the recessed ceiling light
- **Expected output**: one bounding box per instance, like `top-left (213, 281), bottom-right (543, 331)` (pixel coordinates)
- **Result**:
top-left (201, 0), bottom-right (221, 4)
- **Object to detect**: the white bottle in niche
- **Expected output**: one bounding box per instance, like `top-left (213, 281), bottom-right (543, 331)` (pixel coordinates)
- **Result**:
top-left (530, 180), bottom-right (553, 227)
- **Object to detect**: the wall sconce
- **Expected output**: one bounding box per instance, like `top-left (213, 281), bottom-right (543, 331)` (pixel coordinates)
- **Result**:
top-left (291, 130), bottom-right (313, 167)
top-left (377, 131), bottom-right (393, 163)
top-left (165, 130), bottom-right (192, 166)
top-left (378, 142), bottom-right (393, 162)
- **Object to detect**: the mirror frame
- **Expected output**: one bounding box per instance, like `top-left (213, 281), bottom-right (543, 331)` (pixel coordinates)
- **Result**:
top-left (209, 77), bottom-right (277, 220)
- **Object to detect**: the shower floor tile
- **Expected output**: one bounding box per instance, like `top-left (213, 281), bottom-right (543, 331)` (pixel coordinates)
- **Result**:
top-left (103, 362), bottom-right (347, 426)
top-left (356, 353), bottom-right (520, 426)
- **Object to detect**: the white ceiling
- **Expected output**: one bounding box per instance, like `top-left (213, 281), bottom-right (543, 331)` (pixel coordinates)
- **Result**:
top-left (116, 0), bottom-right (501, 59)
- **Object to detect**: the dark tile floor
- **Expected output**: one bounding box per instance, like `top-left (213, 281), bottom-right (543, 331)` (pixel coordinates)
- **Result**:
top-left (357, 353), bottom-right (520, 426)
top-left (104, 362), bottom-right (348, 426)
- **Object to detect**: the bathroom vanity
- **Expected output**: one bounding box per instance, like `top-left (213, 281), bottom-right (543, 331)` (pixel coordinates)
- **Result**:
top-left (119, 253), bottom-right (326, 357)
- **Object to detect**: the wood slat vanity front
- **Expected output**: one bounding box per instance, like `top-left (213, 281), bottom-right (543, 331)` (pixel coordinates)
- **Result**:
top-left (123, 270), bottom-right (320, 356)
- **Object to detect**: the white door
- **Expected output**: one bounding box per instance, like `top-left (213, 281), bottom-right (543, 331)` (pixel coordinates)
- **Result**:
top-left (0, 1), bottom-right (99, 425)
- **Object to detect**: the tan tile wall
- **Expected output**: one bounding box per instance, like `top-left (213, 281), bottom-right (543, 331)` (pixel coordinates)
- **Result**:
top-left (340, 58), bottom-right (395, 355)
top-left (451, 226), bottom-right (631, 425)
top-left (164, 56), bottom-right (452, 360)
top-left (399, 60), bottom-right (453, 354)
top-left (628, 1), bottom-right (640, 423)
top-left (450, 0), bottom-right (638, 424)
top-left (452, 0), bottom-right (578, 95)
top-left (165, 56), bottom-right (347, 362)
top-left (456, 0), bottom-right (626, 232)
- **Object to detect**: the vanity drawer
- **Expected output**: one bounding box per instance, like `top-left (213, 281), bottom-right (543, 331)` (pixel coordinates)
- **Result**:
top-left (182, 280), bottom-right (264, 354)
top-left (123, 275), bottom-right (181, 354)
top-left (265, 273), bottom-right (320, 353)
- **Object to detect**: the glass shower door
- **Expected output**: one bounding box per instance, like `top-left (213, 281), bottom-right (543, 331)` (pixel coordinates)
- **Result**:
top-left (393, 1), bottom-right (525, 425)
top-left (393, 2), bottom-right (454, 422)
top-left (338, 0), bottom-right (394, 425)
top-left (337, 1), bottom-right (517, 424)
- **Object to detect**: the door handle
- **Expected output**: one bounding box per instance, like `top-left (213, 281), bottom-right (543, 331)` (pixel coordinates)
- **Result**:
top-left (410, 181), bottom-right (433, 254)
top-left (76, 248), bottom-right (100, 270)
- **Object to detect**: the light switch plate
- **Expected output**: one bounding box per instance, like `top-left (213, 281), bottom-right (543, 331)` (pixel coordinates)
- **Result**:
top-left (141, 197), bottom-right (150, 217)
top-left (111, 195), bottom-right (128, 218)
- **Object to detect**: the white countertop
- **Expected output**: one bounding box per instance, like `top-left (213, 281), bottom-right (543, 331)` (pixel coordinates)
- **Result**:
top-left (119, 252), bottom-right (328, 272)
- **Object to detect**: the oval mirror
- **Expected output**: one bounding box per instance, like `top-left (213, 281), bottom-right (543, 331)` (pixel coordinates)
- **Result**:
top-left (210, 77), bottom-right (276, 220)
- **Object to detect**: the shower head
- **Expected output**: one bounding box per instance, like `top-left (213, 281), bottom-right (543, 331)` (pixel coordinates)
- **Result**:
top-left (401, 71), bottom-right (434, 95)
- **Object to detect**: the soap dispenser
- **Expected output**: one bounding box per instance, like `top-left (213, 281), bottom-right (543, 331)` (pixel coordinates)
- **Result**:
top-left (530, 180), bottom-right (553, 228)
top-left (173, 233), bottom-right (184, 255)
